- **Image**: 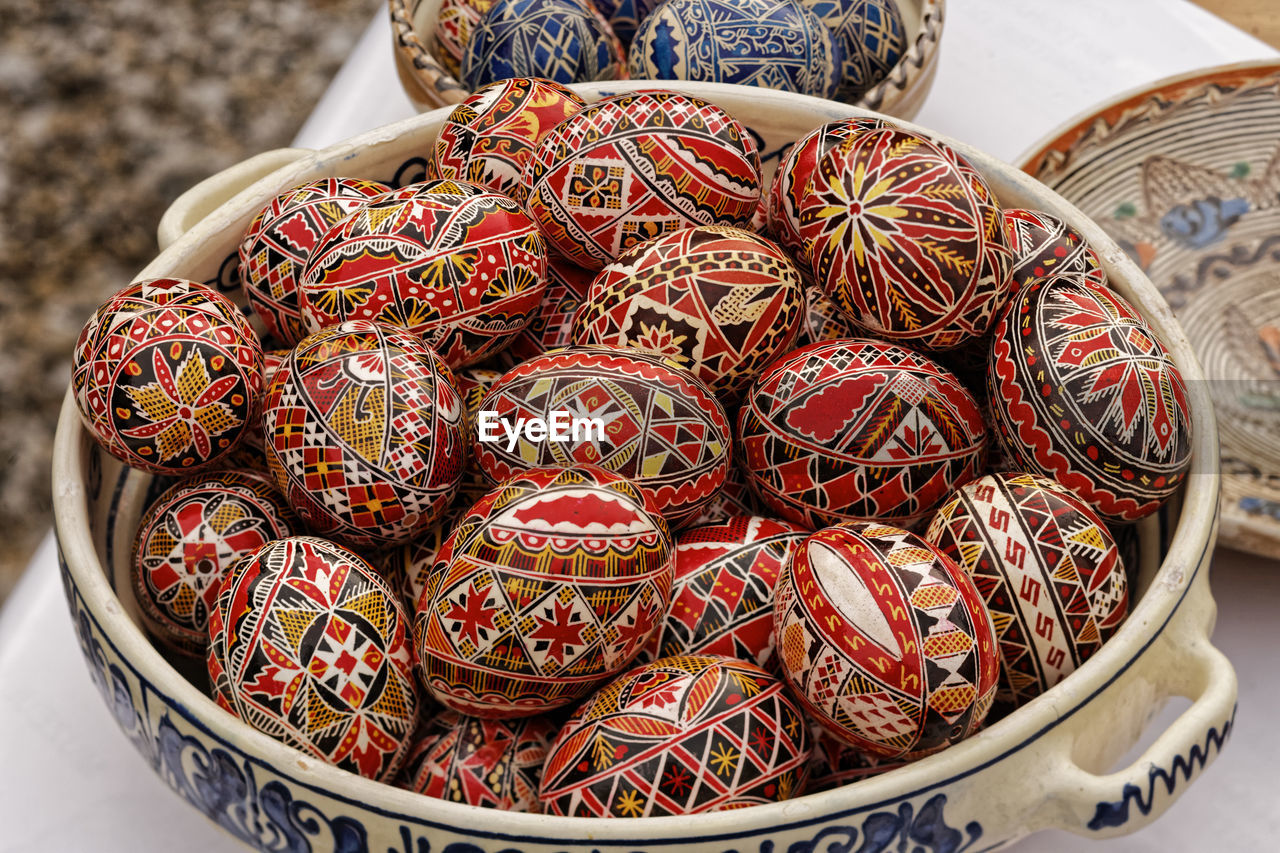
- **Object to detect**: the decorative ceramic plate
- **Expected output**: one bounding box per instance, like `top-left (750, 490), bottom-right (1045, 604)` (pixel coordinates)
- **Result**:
top-left (1021, 59), bottom-right (1280, 556)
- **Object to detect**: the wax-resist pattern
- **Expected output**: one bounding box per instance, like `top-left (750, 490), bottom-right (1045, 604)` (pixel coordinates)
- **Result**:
top-left (433, 0), bottom-right (495, 78)
top-left (238, 177), bottom-right (391, 346)
top-left (206, 536), bottom-right (420, 782)
top-left (802, 0), bottom-right (906, 103)
top-left (797, 281), bottom-right (860, 346)
top-left (643, 515), bottom-right (809, 669)
top-left (298, 178), bottom-right (548, 368)
top-left (988, 274), bottom-right (1193, 521)
top-left (799, 128), bottom-right (1012, 350)
top-left (461, 0), bottom-right (625, 91)
top-left (539, 655), bottom-right (811, 816)
top-left (131, 469), bottom-right (296, 657)
top-left (1002, 208), bottom-right (1107, 295)
top-left (72, 277), bottom-right (264, 475)
top-left (521, 91), bottom-right (762, 269)
top-left (574, 225), bottom-right (804, 399)
top-left (415, 466), bottom-right (674, 717)
top-left (628, 0), bottom-right (839, 99)
top-left (774, 523), bottom-right (999, 759)
top-left (925, 472), bottom-right (1129, 713)
top-left (263, 321), bottom-right (465, 548)
top-left (590, 0), bottom-right (663, 44)
top-left (500, 253), bottom-right (593, 365)
top-left (738, 339), bottom-right (987, 529)
top-left (679, 458), bottom-right (761, 527)
top-left (474, 345), bottom-right (732, 527)
top-left (399, 709), bottom-right (558, 810)
top-left (433, 78), bottom-right (586, 203)
top-left (768, 117), bottom-right (889, 260)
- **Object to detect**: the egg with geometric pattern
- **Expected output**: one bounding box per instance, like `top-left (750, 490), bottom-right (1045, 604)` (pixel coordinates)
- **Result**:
top-left (538, 654), bottom-right (811, 816)
top-left (414, 465), bottom-right (674, 718)
top-left (925, 471), bottom-right (1129, 716)
top-left (774, 522), bottom-right (999, 760)
top-left (462, 0), bottom-right (625, 91)
top-left (206, 535), bottom-right (421, 782)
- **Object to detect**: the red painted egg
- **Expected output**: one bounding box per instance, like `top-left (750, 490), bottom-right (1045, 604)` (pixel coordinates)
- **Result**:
top-left (645, 515), bottom-right (808, 669)
top-left (473, 345), bottom-right (731, 527)
top-left (414, 465), bottom-right (674, 717)
top-left (767, 116), bottom-right (888, 259)
top-left (738, 339), bottom-right (987, 529)
top-left (211, 347), bottom-right (290, 474)
top-left (539, 654), bottom-right (811, 816)
top-left (987, 274), bottom-right (1193, 521)
top-left (574, 225), bottom-right (805, 399)
top-left (72, 278), bottom-right (263, 475)
top-left (386, 518), bottom-right (456, 617)
top-left (774, 523), bottom-right (999, 759)
top-left (501, 253), bottom-right (593, 365)
top-left (455, 365), bottom-right (507, 508)
top-left (238, 177), bottom-right (391, 346)
top-left (263, 321), bottom-right (466, 548)
top-left (298, 178), bottom-right (548, 368)
top-left (432, 0), bottom-right (494, 78)
top-left (433, 77), bottom-right (586, 203)
top-left (521, 90), bottom-right (762, 270)
top-left (206, 535), bottom-right (420, 782)
top-left (131, 469), bottom-right (295, 657)
top-left (680, 457), bottom-right (761, 528)
top-left (799, 128), bottom-right (1012, 350)
top-left (797, 280), bottom-right (859, 346)
top-left (398, 709), bottom-right (558, 810)
top-left (1003, 208), bottom-right (1106, 295)
top-left (925, 472), bottom-right (1129, 714)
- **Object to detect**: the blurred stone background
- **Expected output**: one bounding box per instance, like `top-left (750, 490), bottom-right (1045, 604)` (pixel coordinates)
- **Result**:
top-left (0, 0), bottom-right (1276, 605)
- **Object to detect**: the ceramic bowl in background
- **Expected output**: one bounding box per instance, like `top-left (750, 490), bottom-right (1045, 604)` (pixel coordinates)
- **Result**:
top-left (1022, 59), bottom-right (1280, 559)
top-left (55, 81), bottom-right (1231, 852)
top-left (387, 0), bottom-right (944, 118)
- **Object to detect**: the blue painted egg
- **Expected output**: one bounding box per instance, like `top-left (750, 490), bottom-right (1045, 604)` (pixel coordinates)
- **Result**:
top-left (802, 0), bottom-right (906, 103)
top-left (629, 0), bottom-right (840, 99)
top-left (462, 0), bottom-right (625, 90)
top-left (591, 0), bottom-right (664, 45)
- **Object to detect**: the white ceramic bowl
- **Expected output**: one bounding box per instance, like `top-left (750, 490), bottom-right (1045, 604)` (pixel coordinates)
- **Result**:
top-left (387, 0), bottom-right (945, 118)
top-left (54, 82), bottom-right (1233, 852)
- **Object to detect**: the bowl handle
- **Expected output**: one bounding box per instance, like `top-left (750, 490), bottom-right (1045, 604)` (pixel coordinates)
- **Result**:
top-left (156, 148), bottom-right (312, 250)
top-left (1032, 578), bottom-right (1237, 839)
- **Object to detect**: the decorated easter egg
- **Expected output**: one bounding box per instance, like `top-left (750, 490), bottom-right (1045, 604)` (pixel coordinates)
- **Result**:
top-left (591, 0), bottom-right (663, 44)
top-left (387, 518), bottom-right (456, 617)
top-left (414, 465), bottom-right (674, 717)
top-left (629, 0), bottom-right (839, 99)
top-left (796, 280), bottom-right (860, 346)
top-left (925, 472), bottom-right (1129, 713)
top-left (738, 339), bottom-right (987, 529)
top-left (131, 469), bottom-right (295, 657)
top-left (802, 0), bottom-right (906, 103)
top-left (433, 77), bottom-right (586, 203)
top-left (399, 709), bottom-right (558, 810)
top-left (434, 0), bottom-right (496, 78)
top-left (987, 274), bottom-right (1193, 521)
top-left (645, 516), bottom-right (809, 668)
top-left (473, 345), bottom-right (732, 527)
top-left (775, 523), bottom-right (999, 759)
top-left (206, 535), bottom-right (420, 782)
top-left (539, 654), bottom-right (811, 816)
top-left (208, 347), bottom-right (290, 475)
top-left (1003, 208), bottom-right (1107, 294)
top-left (574, 226), bottom-right (804, 398)
top-left (462, 0), bottom-right (625, 91)
top-left (298, 178), bottom-right (547, 368)
top-left (72, 278), bottom-right (263, 475)
top-left (768, 117), bottom-right (888, 260)
top-left (521, 90), bottom-right (763, 270)
top-left (455, 365), bottom-right (508, 508)
top-left (681, 457), bottom-right (761, 527)
top-left (238, 177), bottom-right (391, 346)
top-left (263, 321), bottom-right (465, 548)
top-left (501, 253), bottom-right (593, 365)
top-left (799, 127), bottom-right (1013, 350)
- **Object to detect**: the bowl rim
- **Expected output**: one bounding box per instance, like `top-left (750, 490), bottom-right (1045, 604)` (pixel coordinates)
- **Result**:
top-left (53, 80), bottom-right (1222, 842)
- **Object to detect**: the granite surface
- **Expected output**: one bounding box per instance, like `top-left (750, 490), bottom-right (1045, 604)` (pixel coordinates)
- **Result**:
top-left (0, 0), bottom-right (380, 603)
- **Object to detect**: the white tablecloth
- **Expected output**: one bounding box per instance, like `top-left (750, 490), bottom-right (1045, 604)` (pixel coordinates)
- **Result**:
top-left (4, 2), bottom-right (1277, 849)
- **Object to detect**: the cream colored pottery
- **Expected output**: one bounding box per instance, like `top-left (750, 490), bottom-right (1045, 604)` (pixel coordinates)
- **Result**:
top-left (54, 81), bottom-right (1232, 853)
